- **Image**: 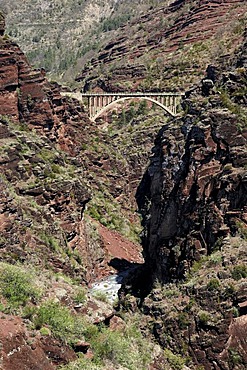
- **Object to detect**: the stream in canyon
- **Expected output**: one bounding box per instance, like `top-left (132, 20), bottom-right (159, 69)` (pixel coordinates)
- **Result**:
top-left (90, 267), bottom-right (136, 303)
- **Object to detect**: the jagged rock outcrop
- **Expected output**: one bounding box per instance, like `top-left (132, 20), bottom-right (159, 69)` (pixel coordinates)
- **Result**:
top-left (0, 18), bottom-right (87, 137)
top-left (137, 41), bottom-right (247, 282)
top-left (140, 232), bottom-right (247, 369)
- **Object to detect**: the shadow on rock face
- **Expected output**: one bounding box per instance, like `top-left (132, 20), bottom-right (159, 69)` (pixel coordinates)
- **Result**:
top-left (108, 257), bottom-right (142, 272)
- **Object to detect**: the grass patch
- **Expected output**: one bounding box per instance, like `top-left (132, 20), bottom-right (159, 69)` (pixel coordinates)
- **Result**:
top-left (34, 300), bottom-right (84, 343)
top-left (0, 263), bottom-right (41, 309)
top-left (207, 278), bottom-right (220, 291)
top-left (92, 291), bottom-right (109, 303)
top-left (59, 315), bottom-right (153, 369)
top-left (90, 325), bottom-right (151, 369)
top-left (198, 311), bottom-right (210, 326)
top-left (164, 348), bottom-right (186, 370)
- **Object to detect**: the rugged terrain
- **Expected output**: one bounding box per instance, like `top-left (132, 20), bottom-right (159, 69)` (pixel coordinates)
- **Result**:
top-left (1, 0), bottom-right (165, 84)
top-left (3, 0), bottom-right (247, 89)
top-left (0, 10), bottom-right (159, 370)
top-left (0, 1), bottom-right (247, 370)
top-left (122, 24), bottom-right (247, 370)
top-left (78, 0), bottom-right (247, 93)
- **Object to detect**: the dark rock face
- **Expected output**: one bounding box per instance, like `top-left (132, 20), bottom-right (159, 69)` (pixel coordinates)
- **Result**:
top-left (133, 31), bottom-right (247, 370)
top-left (0, 11), bottom-right (5, 35)
top-left (137, 45), bottom-right (247, 283)
top-left (139, 114), bottom-right (246, 281)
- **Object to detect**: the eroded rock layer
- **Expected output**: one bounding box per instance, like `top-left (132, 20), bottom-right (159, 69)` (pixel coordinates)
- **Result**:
top-left (78, 0), bottom-right (247, 92)
top-left (0, 12), bottom-right (142, 283)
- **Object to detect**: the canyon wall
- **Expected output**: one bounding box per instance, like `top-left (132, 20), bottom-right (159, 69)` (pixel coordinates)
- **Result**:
top-left (0, 13), bottom-right (112, 283)
top-left (130, 29), bottom-right (247, 370)
top-left (137, 32), bottom-right (247, 283)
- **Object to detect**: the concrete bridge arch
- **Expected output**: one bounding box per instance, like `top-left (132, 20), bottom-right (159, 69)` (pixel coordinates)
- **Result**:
top-left (81, 92), bottom-right (183, 122)
top-left (61, 92), bottom-right (184, 121)
top-left (91, 96), bottom-right (175, 121)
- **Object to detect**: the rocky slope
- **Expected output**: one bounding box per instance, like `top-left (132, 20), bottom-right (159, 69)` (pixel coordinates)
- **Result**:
top-left (138, 32), bottom-right (247, 283)
top-left (121, 26), bottom-right (247, 370)
top-left (1, 0), bottom-right (164, 84)
top-left (78, 0), bottom-right (247, 93)
top-left (0, 10), bottom-right (147, 281)
top-left (0, 11), bottom-right (159, 370)
top-left (0, 2), bottom-right (247, 369)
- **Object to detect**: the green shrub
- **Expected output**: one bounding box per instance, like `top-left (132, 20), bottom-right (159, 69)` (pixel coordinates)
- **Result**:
top-left (231, 265), bottom-right (247, 280)
top-left (22, 305), bottom-right (37, 319)
top-left (178, 312), bottom-right (189, 329)
top-left (164, 348), bottom-right (186, 370)
top-left (231, 307), bottom-right (239, 318)
top-left (34, 300), bottom-right (84, 343)
top-left (92, 291), bottom-right (109, 303)
top-left (224, 284), bottom-right (236, 299)
top-left (228, 348), bottom-right (243, 367)
top-left (198, 311), bottom-right (210, 326)
top-left (207, 252), bottom-right (222, 266)
top-left (39, 232), bottom-right (60, 252)
top-left (0, 263), bottom-right (41, 307)
top-left (207, 278), bottom-right (220, 291)
top-left (59, 357), bottom-right (104, 370)
top-left (90, 326), bottom-right (151, 369)
top-left (236, 220), bottom-right (247, 240)
top-left (73, 287), bottom-right (87, 304)
top-left (39, 327), bottom-right (51, 336)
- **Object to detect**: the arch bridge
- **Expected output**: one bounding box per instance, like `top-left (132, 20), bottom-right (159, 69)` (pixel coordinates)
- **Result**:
top-left (80, 92), bottom-right (183, 121)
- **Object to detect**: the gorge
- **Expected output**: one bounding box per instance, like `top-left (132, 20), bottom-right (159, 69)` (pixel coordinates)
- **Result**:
top-left (0, 1), bottom-right (247, 369)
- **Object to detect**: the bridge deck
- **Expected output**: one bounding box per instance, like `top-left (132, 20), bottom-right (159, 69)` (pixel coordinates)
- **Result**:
top-left (81, 92), bottom-right (183, 97)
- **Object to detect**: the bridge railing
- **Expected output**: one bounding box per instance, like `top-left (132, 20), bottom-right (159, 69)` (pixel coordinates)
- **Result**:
top-left (81, 92), bottom-right (183, 97)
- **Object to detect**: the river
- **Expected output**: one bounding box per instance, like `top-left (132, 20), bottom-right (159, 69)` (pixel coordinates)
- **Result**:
top-left (90, 268), bottom-right (134, 304)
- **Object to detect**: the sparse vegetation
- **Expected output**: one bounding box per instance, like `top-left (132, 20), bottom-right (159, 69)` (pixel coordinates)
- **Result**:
top-left (91, 291), bottom-right (109, 303)
top-left (231, 265), bottom-right (247, 280)
top-left (228, 348), bottom-right (243, 368)
top-left (207, 278), bottom-right (220, 291)
top-left (164, 348), bottom-right (186, 370)
top-left (0, 263), bottom-right (41, 309)
top-left (197, 311), bottom-right (210, 326)
top-left (34, 300), bottom-right (83, 343)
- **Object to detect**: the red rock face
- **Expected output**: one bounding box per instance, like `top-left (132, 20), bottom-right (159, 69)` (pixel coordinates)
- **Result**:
top-left (0, 37), bottom-right (53, 128)
top-left (0, 315), bottom-right (55, 370)
top-left (0, 14), bottom-right (144, 286)
top-left (0, 16), bottom-right (88, 135)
